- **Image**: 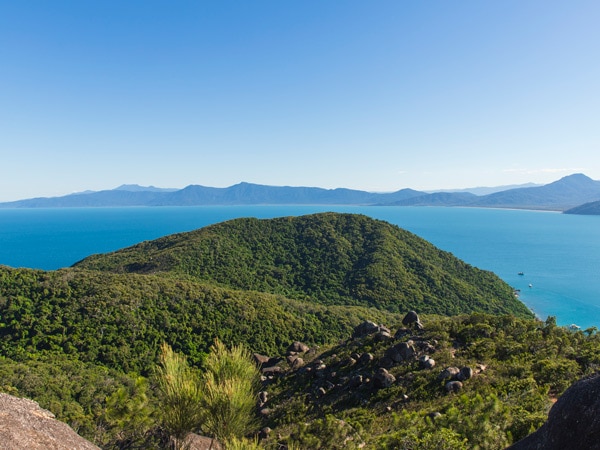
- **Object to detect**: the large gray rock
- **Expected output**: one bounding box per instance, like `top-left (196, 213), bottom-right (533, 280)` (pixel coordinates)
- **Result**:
top-left (457, 366), bottom-right (473, 381)
top-left (438, 366), bottom-right (460, 381)
top-left (181, 434), bottom-right (223, 450)
top-left (385, 342), bottom-right (416, 363)
top-left (352, 321), bottom-right (390, 338)
top-left (0, 393), bottom-right (100, 450)
top-left (402, 311), bottom-right (424, 330)
top-left (373, 368), bottom-right (396, 388)
top-left (445, 381), bottom-right (463, 393)
top-left (352, 321), bottom-right (380, 337)
top-left (288, 341), bottom-right (310, 353)
top-left (508, 373), bottom-right (600, 450)
top-left (419, 355), bottom-right (436, 370)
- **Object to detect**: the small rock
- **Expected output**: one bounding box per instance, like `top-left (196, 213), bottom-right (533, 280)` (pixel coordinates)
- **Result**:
top-left (374, 330), bottom-right (392, 341)
top-left (259, 427), bottom-right (272, 440)
top-left (348, 375), bottom-right (363, 389)
top-left (385, 342), bottom-right (415, 363)
top-left (394, 328), bottom-right (411, 339)
top-left (317, 387), bottom-right (327, 397)
top-left (421, 343), bottom-right (437, 353)
top-left (314, 363), bottom-right (327, 378)
top-left (419, 355), bottom-right (436, 370)
top-left (352, 321), bottom-right (380, 338)
top-left (427, 412), bottom-right (442, 420)
top-left (352, 321), bottom-right (389, 338)
top-left (291, 357), bottom-right (304, 370)
top-left (359, 353), bottom-right (374, 365)
top-left (445, 381), bottom-right (463, 393)
top-left (374, 368), bottom-right (396, 388)
top-left (261, 366), bottom-right (283, 375)
top-left (288, 341), bottom-right (310, 353)
top-left (423, 358), bottom-right (436, 369)
top-left (457, 366), bottom-right (473, 381)
top-left (258, 391), bottom-right (268, 404)
top-left (253, 353), bottom-right (270, 366)
top-left (259, 408), bottom-right (272, 416)
top-left (344, 357), bottom-right (357, 367)
top-left (438, 366), bottom-right (460, 381)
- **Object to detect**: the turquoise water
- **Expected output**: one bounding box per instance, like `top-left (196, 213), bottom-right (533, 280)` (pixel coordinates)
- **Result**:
top-left (1, 206), bottom-right (599, 329)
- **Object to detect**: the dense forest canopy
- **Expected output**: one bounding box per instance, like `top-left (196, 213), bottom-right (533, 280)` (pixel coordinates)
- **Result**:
top-left (75, 213), bottom-right (532, 318)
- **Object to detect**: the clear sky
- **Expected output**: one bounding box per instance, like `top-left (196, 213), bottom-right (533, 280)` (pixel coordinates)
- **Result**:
top-left (1, 1), bottom-right (599, 202)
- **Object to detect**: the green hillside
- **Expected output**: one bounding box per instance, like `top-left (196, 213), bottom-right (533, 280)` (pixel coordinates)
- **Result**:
top-left (75, 213), bottom-right (532, 318)
top-left (0, 266), bottom-right (398, 374)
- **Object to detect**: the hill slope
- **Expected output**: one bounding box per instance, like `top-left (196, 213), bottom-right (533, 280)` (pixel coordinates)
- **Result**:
top-left (385, 174), bottom-right (600, 210)
top-left (75, 213), bottom-right (532, 318)
top-left (564, 200), bottom-right (600, 215)
top-left (0, 265), bottom-right (399, 374)
top-left (470, 173), bottom-right (600, 210)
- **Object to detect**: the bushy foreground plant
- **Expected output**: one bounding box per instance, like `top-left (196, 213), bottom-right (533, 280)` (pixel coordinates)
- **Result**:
top-left (156, 340), bottom-right (260, 448)
top-left (156, 343), bottom-right (204, 445)
top-left (201, 339), bottom-right (261, 443)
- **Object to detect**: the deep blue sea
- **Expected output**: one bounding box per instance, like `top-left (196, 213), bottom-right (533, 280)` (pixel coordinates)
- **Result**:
top-left (1, 206), bottom-right (599, 329)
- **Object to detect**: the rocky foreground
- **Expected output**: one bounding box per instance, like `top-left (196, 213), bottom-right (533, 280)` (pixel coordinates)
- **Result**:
top-left (0, 393), bottom-right (99, 450)
top-left (253, 312), bottom-right (600, 449)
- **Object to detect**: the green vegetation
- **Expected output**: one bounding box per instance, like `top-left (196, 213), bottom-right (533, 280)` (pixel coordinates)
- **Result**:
top-left (156, 340), bottom-right (260, 449)
top-left (263, 314), bottom-right (600, 449)
top-left (201, 339), bottom-right (261, 444)
top-left (0, 213), bottom-right (596, 449)
top-left (157, 342), bottom-right (204, 444)
top-left (0, 265), bottom-right (397, 374)
top-left (75, 213), bottom-right (532, 318)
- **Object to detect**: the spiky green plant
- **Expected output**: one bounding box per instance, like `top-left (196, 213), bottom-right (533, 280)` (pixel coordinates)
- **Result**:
top-left (201, 339), bottom-right (260, 442)
top-left (224, 436), bottom-right (263, 450)
top-left (156, 342), bottom-right (204, 445)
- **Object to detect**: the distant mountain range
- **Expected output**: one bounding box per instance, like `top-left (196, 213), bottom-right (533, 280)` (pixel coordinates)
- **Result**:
top-left (2, 173), bottom-right (600, 213)
top-left (426, 182), bottom-right (541, 196)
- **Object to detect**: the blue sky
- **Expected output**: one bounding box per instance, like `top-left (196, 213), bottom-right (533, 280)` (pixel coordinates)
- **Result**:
top-left (1, 1), bottom-right (599, 201)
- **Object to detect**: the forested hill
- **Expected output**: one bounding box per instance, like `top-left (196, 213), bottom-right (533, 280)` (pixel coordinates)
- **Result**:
top-left (75, 213), bottom-right (532, 318)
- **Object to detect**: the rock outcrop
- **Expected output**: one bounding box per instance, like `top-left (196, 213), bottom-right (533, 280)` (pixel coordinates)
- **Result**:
top-left (508, 373), bottom-right (600, 450)
top-left (402, 311), bottom-right (423, 330)
top-left (0, 393), bottom-right (100, 450)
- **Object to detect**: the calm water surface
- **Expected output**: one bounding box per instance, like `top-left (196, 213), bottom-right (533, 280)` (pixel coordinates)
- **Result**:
top-left (1, 206), bottom-right (599, 329)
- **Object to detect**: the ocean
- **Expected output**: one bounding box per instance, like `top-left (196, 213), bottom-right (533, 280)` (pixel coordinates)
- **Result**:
top-left (1, 205), bottom-right (599, 329)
